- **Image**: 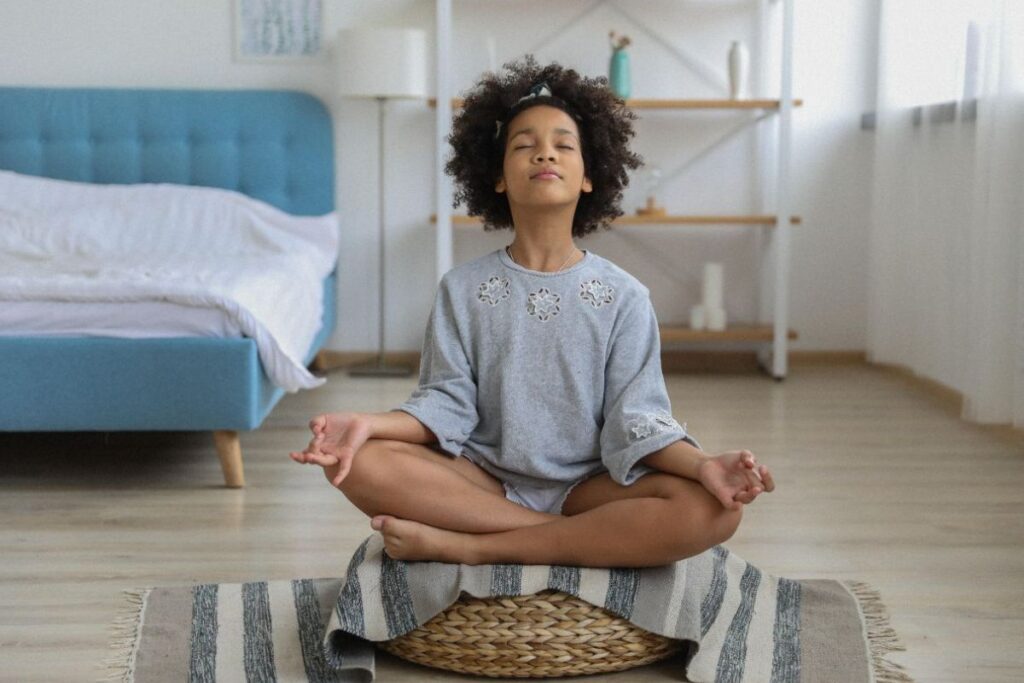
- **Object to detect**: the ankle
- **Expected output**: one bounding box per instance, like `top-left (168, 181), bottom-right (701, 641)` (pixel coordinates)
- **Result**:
top-left (459, 534), bottom-right (486, 566)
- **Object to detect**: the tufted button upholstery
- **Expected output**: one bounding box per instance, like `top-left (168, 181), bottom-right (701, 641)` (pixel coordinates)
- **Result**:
top-left (0, 87), bottom-right (334, 216)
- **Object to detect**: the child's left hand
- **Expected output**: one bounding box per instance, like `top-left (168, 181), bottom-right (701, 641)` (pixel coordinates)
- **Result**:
top-left (697, 450), bottom-right (775, 511)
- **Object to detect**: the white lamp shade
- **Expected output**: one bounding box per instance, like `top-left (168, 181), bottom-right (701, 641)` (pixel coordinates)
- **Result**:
top-left (335, 28), bottom-right (428, 99)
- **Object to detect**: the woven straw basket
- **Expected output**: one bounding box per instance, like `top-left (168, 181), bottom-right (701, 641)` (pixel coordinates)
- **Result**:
top-left (378, 589), bottom-right (683, 678)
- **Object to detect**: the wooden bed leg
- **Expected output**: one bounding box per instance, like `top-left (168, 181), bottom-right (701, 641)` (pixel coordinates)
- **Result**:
top-left (213, 430), bottom-right (245, 488)
top-left (311, 349), bottom-right (332, 373)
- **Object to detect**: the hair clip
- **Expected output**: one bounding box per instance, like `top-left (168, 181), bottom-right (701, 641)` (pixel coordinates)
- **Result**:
top-left (494, 81), bottom-right (553, 139)
top-left (519, 82), bottom-right (552, 102)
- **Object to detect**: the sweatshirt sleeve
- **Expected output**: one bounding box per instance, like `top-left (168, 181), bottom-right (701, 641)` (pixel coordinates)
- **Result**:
top-left (600, 290), bottom-right (702, 486)
top-left (393, 276), bottom-right (479, 457)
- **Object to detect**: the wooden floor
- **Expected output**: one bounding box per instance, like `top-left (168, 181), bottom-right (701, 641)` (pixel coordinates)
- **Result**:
top-left (1, 363), bottom-right (1022, 682)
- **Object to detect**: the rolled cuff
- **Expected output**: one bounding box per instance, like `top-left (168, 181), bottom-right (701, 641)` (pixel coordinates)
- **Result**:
top-left (391, 404), bottom-right (465, 458)
top-left (604, 431), bottom-right (703, 487)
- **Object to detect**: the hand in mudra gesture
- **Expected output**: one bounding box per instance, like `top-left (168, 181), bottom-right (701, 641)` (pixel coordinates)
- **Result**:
top-left (289, 412), bottom-right (373, 486)
top-left (698, 450), bottom-right (775, 512)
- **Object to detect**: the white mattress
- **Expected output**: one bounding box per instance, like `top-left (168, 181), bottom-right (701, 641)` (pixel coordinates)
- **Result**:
top-left (0, 300), bottom-right (244, 339)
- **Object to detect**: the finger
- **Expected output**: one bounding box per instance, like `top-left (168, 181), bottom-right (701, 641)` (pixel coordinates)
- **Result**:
top-left (718, 492), bottom-right (738, 510)
top-left (759, 466), bottom-right (776, 491)
top-left (306, 452), bottom-right (336, 467)
top-left (734, 488), bottom-right (754, 503)
top-left (309, 415), bottom-right (325, 434)
top-left (331, 463), bottom-right (351, 487)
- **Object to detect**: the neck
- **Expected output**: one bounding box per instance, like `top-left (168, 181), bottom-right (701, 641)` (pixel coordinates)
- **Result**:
top-left (507, 206), bottom-right (580, 272)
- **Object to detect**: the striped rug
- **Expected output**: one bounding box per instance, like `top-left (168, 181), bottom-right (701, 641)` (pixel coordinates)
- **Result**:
top-left (105, 533), bottom-right (913, 682)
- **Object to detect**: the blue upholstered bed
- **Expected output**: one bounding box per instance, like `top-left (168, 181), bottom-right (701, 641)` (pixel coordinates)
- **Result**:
top-left (0, 87), bottom-right (337, 487)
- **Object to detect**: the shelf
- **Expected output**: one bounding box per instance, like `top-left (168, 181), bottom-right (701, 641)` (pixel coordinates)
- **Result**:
top-left (430, 214), bottom-right (802, 226)
top-left (428, 97), bottom-right (803, 110)
top-left (660, 325), bottom-right (798, 343)
top-left (433, 0), bottom-right (798, 377)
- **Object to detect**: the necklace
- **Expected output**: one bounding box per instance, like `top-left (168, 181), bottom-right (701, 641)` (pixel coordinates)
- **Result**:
top-left (506, 244), bottom-right (579, 272)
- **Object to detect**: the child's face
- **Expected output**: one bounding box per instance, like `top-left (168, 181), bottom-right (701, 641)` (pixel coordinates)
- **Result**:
top-left (495, 105), bottom-right (592, 211)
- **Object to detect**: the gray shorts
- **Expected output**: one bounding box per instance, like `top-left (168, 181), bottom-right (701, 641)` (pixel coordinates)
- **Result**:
top-left (501, 477), bottom-right (589, 515)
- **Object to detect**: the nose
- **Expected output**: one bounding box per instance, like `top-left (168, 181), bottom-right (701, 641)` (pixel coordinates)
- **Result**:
top-left (534, 151), bottom-right (555, 162)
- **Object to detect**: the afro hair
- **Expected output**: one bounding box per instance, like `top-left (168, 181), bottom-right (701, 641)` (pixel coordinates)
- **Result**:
top-left (444, 54), bottom-right (643, 238)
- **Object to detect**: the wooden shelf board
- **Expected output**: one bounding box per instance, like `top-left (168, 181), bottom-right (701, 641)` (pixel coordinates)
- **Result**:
top-left (660, 325), bottom-right (799, 343)
top-left (431, 214), bottom-right (802, 226)
top-left (428, 97), bottom-right (803, 109)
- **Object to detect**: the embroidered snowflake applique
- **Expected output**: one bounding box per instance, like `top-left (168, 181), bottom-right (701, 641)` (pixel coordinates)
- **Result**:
top-left (626, 412), bottom-right (686, 441)
top-left (527, 287), bottom-right (561, 322)
top-left (579, 279), bottom-right (615, 308)
top-left (477, 276), bottom-right (511, 306)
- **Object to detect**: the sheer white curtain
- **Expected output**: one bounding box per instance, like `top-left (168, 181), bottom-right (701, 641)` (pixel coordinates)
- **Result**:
top-left (867, 0), bottom-right (1024, 429)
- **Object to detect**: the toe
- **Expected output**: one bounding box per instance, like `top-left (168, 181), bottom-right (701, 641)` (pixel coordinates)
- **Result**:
top-left (371, 515), bottom-right (393, 531)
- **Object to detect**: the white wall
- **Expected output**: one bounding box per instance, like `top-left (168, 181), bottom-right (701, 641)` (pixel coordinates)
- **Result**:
top-left (0, 0), bottom-right (876, 354)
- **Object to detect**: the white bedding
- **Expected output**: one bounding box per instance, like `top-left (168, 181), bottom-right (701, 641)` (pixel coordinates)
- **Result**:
top-left (0, 170), bottom-right (339, 393)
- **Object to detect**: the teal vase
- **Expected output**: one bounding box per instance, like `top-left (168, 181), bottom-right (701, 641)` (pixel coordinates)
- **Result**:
top-left (609, 49), bottom-right (631, 99)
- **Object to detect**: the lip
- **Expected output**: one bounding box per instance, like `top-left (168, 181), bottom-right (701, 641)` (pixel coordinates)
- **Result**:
top-left (531, 168), bottom-right (562, 180)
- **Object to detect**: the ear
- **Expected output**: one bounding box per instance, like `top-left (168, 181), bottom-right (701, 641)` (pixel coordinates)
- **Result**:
top-left (581, 175), bottom-right (593, 193)
top-left (495, 176), bottom-right (506, 193)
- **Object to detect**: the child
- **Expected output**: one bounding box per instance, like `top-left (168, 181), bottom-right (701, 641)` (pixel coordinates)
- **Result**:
top-left (291, 56), bottom-right (774, 568)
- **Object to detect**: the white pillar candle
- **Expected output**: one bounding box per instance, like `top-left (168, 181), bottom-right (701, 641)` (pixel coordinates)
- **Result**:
top-left (706, 306), bottom-right (728, 331)
top-left (702, 263), bottom-right (724, 310)
top-left (690, 304), bottom-right (706, 330)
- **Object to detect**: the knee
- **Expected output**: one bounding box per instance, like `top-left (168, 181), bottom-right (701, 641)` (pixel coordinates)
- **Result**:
top-left (336, 438), bottom-right (406, 495)
top-left (714, 504), bottom-right (743, 544)
top-left (662, 482), bottom-right (743, 557)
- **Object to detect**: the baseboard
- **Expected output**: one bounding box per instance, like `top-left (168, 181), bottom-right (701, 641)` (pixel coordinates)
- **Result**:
top-left (312, 350), bottom-right (422, 373)
top-left (867, 359), bottom-right (1024, 443)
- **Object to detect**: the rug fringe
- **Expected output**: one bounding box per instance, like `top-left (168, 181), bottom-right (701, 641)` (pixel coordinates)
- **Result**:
top-left (96, 587), bottom-right (150, 683)
top-left (842, 580), bottom-right (915, 683)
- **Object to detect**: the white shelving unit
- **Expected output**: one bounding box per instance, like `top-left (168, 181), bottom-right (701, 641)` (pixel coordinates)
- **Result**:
top-left (433, 0), bottom-right (799, 380)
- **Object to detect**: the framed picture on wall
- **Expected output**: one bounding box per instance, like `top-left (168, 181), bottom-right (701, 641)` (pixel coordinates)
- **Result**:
top-left (234, 0), bottom-right (324, 62)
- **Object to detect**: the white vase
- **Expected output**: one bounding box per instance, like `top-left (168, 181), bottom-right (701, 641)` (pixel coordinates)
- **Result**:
top-left (728, 41), bottom-right (749, 99)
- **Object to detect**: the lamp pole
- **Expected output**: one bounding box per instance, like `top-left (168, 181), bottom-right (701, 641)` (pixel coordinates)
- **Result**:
top-left (349, 96), bottom-right (413, 376)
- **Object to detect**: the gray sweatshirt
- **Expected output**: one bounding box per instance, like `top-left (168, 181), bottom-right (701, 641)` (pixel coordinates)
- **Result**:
top-left (394, 247), bottom-right (701, 492)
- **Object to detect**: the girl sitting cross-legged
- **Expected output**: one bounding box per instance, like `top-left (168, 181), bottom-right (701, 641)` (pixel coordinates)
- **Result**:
top-left (291, 55), bottom-right (775, 569)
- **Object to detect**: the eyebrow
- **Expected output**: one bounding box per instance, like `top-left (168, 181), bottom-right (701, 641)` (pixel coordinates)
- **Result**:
top-left (509, 127), bottom-right (579, 141)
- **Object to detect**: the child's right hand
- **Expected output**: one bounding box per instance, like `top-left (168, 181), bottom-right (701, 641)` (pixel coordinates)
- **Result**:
top-left (289, 412), bottom-right (374, 486)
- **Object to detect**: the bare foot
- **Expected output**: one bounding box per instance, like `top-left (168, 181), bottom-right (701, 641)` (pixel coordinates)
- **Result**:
top-left (371, 515), bottom-right (478, 565)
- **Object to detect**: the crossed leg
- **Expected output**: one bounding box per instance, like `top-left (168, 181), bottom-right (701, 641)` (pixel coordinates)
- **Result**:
top-left (333, 438), bottom-right (743, 568)
top-left (336, 439), bottom-right (561, 534)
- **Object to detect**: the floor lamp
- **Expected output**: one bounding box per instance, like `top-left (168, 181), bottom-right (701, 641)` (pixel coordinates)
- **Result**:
top-left (336, 27), bottom-right (426, 377)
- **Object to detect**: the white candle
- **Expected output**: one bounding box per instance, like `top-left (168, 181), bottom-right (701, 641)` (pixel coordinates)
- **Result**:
top-left (706, 306), bottom-right (728, 331)
top-left (702, 263), bottom-right (723, 310)
top-left (690, 304), bottom-right (706, 330)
